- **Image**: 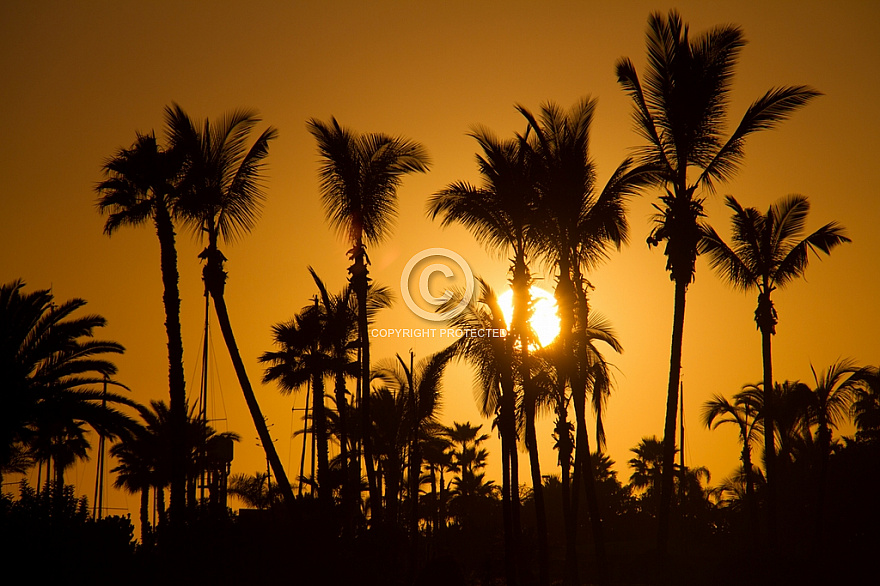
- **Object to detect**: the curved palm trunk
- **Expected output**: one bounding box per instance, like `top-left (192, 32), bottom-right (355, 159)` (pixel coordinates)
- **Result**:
top-left (658, 276), bottom-right (687, 560)
top-left (203, 254), bottom-right (295, 510)
top-left (153, 204), bottom-right (188, 521)
top-left (571, 273), bottom-right (609, 584)
top-left (555, 382), bottom-right (576, 586)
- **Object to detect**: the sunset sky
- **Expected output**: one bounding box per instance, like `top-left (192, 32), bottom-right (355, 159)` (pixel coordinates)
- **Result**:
top-left (2, 1), bottom-right (878, 519)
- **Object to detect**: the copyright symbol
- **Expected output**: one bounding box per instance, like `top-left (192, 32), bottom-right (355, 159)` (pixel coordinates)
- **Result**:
top-left (400, 248), bottom-right (475, 322)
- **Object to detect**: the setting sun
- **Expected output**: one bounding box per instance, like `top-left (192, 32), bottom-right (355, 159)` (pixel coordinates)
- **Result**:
top-left (497, 286), bottom-right (561, 348)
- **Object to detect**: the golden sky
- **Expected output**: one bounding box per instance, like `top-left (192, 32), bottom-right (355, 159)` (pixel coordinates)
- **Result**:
top-left (2, 0), bottom-right (878, 515)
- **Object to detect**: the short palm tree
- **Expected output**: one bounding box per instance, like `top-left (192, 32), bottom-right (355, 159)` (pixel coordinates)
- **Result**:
top-left (702, 390), bottom-right (762, 534)
top-left (96, 132), bottom-right (189, 517)
top-left (374, 348), bottom-right (453, 553)
top-left (616, 9), bottom-right (820, 553)
top-left (804, 359), bottom-right (861, 533)
top-left (309, 117), bottom-right (430, 521)
top-left (443, 279), bottom-right (521, 585)
top-left (261, 303), bottom-right (334, 508)
top-left (699, 194), bottom-right (849, 523)
top-left (165, 104), bottom-right (294, 507)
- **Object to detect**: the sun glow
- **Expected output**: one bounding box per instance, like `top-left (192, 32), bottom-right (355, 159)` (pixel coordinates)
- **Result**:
top-left (497, 286), bottom-right (560, 348)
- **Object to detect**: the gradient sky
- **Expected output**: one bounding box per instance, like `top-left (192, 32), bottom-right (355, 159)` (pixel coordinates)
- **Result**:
top-left (3, 1), bottom-right (878, 518)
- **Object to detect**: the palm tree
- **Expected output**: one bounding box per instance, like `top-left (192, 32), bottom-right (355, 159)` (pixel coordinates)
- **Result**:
top-left (517, 98), bottom-right (645, 585)
top-left (374, 347), bottom-right (453, 572)
top-left (261, 304), bottom-right (334, 509)
top-left (443, 279), bottom-right (521, 585)
top-left (628, 436), bottom-right (667, 509)
top-left (164, 104), bottom-right (295, 508)
top-left (96, 132), bottom-right (189, 518)
top-left (308, 117), bottom-right (430, 521)
top-left (699, 194), bottom-right (849, 534)
top-left (804, 360), bottom-right (861, 534)
top-left (0, 280), bottom-right (134, 491)
top-left (429, 128), bottom-right (536, 584)
top-left (852, 366), bottom-right (880, 442)
top-left (702, 390), bottom-right (762, 534)
top-left (616, 9), bottom-right (820, 553)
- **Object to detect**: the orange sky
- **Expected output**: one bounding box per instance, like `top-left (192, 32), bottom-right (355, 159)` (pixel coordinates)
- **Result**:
top-left (2, 1), bottom-right (878, 518)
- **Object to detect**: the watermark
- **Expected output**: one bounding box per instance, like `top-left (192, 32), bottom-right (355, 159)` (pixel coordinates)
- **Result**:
top-left (400, 247), bottom-right (475, 322)
top-left (371, 328), bottom-right (507, 338)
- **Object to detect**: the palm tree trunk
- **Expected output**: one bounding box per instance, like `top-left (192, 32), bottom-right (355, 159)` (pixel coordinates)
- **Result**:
top-left (351, 256), bottom-right (382, 523)
top-left (524, 394), bottom-right (549, 586)
top-left (760, 322), bottom-right (777, 544)
top-left (658, 276), bottom-right (687, 561)
top-left (153, 205), bottom-right (187, 522)
top-left (204, 257), bottom-right (295, 510)
top-left (573, 274), bottom-right (609, 585)
top-left (140, 487), bottom-right (151, 544)
top-left (312, 374), bottom-right (331, 508)
top-left (556, 384), bottom-right (576, 586)
top-left (335, 372), bottom-right (352, 534)
top-left (500, 373), bottom-right (520, 586)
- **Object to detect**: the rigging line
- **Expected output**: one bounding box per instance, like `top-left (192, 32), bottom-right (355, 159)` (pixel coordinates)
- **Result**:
top-left (189, 318), bottom-right (209, 415)
top-left (208, 326), bottom-right (230, 431)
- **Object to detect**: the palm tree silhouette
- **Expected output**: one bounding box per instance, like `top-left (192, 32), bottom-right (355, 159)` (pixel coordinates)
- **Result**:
top-left (308, 117), bottom-right (430, 522)
top-left (804, 360), bottom-right (861, 535)
top-left (616, 9), bottom-right (820, 554)
top-left (261, 300), bottom-right (334, 510)
top-left (96, 132), bottom-right (189, 519)
top-left (699, 194), bottom-right (849, 534)
top-left (443, 278), bottom-right (521, 585)
top-left (0, 280), bottom-right (134, 492)
top-left (702, 390), bottom-right (762, 535)
top-left (518, 98), bottom-right (646, 584)
top-left (164, 104), bottom-right (295, 509)
top-left (429, 128), bottom-right (535, 584)
top-left (374, 347), bottom-right (454, 576)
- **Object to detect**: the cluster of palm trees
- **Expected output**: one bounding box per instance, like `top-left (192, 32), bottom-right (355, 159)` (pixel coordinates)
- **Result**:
top-left (5, 7), bottom-right (877, 585)
top-left (703, 360), bottom-right (878, 540)
top-left (0, 280), bottom-right (134, 504)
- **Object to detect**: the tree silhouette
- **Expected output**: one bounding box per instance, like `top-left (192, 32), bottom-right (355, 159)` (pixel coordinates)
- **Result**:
top-left (699, 194), bottom-right (849, 536)
top-left (309, 117), bottom-right (429, 523)
top-left (165, 104), bottom-right (294, 509)
top-left (616, 10), bottom-right (820, 555)
top-left (96, 133), bottom-right (189, 519)
top-left (0, 280), bottom-right (134, 495)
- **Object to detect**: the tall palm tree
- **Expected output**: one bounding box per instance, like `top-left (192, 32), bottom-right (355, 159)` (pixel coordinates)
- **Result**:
top-left (616, 10), bottom-right (820, 553)
top-left (699, 194), bottom-right (849, 533)
top-left (165, 104), bottom-right (294, 508)
top-left (309, 117), bottom-right (430, 521)
top-left (429, 129), bottom-right (536, 584)
top-left (518, 98), bottom-right (646, 584)
top-left (96, 132), bottom-right (189, 518)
